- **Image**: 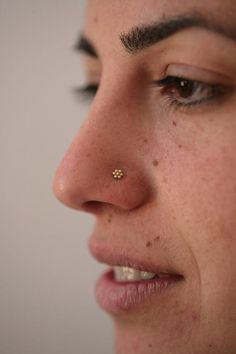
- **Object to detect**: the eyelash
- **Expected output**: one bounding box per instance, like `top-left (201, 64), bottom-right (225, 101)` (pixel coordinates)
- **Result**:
top-left (74, 84), bottom-right (98, 98)
top-left (74, 76), bottom-right (228, 112)
top-left (154, 76), bottom-right (227, 112)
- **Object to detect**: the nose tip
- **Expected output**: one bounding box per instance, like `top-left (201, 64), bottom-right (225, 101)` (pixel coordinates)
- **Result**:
top-left (53, 153), bottom-right (152, 213)
top-left (53, 103), bottom-right (153, 214)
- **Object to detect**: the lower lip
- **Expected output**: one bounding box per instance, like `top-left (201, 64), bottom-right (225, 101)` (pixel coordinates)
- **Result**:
top-left (95, 269), bottom-right (183, 313)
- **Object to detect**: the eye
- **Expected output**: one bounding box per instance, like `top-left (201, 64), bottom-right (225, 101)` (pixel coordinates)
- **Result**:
top-left (153, 76), bottom-right (229, 111)
top-left (73, 83), bottom-right (99, 100)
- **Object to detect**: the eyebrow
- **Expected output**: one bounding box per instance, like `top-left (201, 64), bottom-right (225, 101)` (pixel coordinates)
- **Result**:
top-left (75, 12), bottom-right (236, 57)
top-left (120, 13), bottom-right (236, 53)
top-left (75, 36), bottom-right (97, 58)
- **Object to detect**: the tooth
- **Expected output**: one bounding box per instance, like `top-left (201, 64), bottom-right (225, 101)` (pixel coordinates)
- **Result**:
top-left (114, 266), bottom-right (156, 282)
top-left (140, 271), bottom-right (156, 280)
top-left (114, 266), bottom-right (124, 280)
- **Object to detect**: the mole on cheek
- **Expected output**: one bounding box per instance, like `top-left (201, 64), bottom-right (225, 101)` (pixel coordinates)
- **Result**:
top-left (146, 241), bottom-right (152, 248)
top-left (152, 159), bottom-right (159, 167)
top-left (148, 343), bottom-right (153, 348)
top-left (146, 236), bottom-right (160, 248)
top-left (161, 12), bottom-right (167, 20)
top-left (93, 17), bottom-right (98, 23)
top-left (191, 313), bottom-right (199, 321)
top-left (173, 121), bottom-right (177, 126)
top-left (154, 236), bottom-right (160, 242)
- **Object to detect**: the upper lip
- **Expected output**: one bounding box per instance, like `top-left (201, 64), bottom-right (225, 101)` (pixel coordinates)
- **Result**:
top-left (89, 239), bottom-right (182, 276)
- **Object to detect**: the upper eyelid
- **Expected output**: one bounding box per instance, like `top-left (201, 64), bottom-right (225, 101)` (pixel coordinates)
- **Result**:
top-left (165, 64), bottom-right (232, 86)
top-left (152, 76), bottom-right (214, 88)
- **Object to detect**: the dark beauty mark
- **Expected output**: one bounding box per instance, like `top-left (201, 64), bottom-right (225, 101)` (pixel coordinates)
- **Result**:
top-left (154, 236), bottom-right (160, 242)
top-left (153, 160), bottom-right (159, 167)
top-left (146, 241), bottom-right (152, 248)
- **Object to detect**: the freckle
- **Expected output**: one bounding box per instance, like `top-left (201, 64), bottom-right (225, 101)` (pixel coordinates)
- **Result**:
top-left (173, 121), bottom-right (177, 126)
top-left (208, 344), bottom-right (213, 348)
top-left (178, 145), bottom-right (182, 149)
top-left (163, 177), bottom-right (168, 184)
top-left (154, 236), bottom-right (160, 242)
top-left (148, 343), bottom-right (153, 348)
top-left (152, 159), bottom-right (159, 167)
top-left (93, 17), bottom-right (98, 23)
top-left (191, 313), bottom-right (199, 321)
top-left (146, 241), bottom-right (152, 248)
top-left (107, 214), bottom-right (113, 223)
top-left (143, 138), bottom-right (148, 143)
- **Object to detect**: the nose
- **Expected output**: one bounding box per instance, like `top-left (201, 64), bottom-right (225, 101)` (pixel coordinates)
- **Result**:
top-left (53, 99), bottom-right (153, 214)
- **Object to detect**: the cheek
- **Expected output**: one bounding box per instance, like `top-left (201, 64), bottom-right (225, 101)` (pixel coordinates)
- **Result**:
top-left (159, 125), bottom-right (236, 235)
top-left (168, 144), bottom-right (236, 257)
top-left (166, 141), bottom-right (236, 316)
top-left (175, 150), bottom-right (236, 239)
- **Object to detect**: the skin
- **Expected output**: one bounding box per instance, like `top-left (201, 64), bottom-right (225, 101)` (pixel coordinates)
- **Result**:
top-left (53, 1), bottom-right (236, 353)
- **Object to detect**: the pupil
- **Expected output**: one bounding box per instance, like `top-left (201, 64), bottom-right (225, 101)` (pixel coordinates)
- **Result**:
top-left (178, 79), bottom-right (194, 98)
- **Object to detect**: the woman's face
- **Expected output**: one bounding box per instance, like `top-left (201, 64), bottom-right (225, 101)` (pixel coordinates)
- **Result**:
top-left (53, 1), bottom-right (236, 353)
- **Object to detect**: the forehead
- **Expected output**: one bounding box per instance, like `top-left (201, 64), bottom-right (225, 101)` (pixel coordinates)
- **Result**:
top-left (85, 0), bottom-right (236, 43)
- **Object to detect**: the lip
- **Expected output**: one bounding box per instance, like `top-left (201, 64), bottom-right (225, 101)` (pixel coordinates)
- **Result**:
top-left (89, 240), bottom-right (184, 314)
top-left (89, 240), bottom-right (179, 274)
top-left (96, 268), bottom-right (183, 313)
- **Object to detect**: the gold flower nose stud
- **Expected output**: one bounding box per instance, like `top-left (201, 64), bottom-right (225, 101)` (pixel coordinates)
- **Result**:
top-left (112, 169), bottom-right (124, 180)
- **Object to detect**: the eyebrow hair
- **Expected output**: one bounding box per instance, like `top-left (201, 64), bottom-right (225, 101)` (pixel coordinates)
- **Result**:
top-left (75, 12), bottom-right (236, 58)
top-left (120, 12), bottom-right (236, 53)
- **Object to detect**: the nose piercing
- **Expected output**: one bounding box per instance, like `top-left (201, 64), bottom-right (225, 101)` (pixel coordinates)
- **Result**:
top-left (112, 169), bottom-right (124, 180)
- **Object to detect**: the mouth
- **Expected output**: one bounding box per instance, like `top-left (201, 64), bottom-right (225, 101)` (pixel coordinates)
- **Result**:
top-left (91, 242), bottom-right (184, 314)
top-left (114, 266), bottom-right (157, 281)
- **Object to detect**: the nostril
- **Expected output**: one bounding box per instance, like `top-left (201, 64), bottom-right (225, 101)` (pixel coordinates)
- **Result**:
top-left (83, 200), bottom-right (106, 214)
top-left (83, 200), bottom-right (121, 215)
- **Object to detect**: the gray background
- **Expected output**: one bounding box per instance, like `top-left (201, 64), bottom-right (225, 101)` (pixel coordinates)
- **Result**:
top-left (0, 1), bottom-right (113, 353)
